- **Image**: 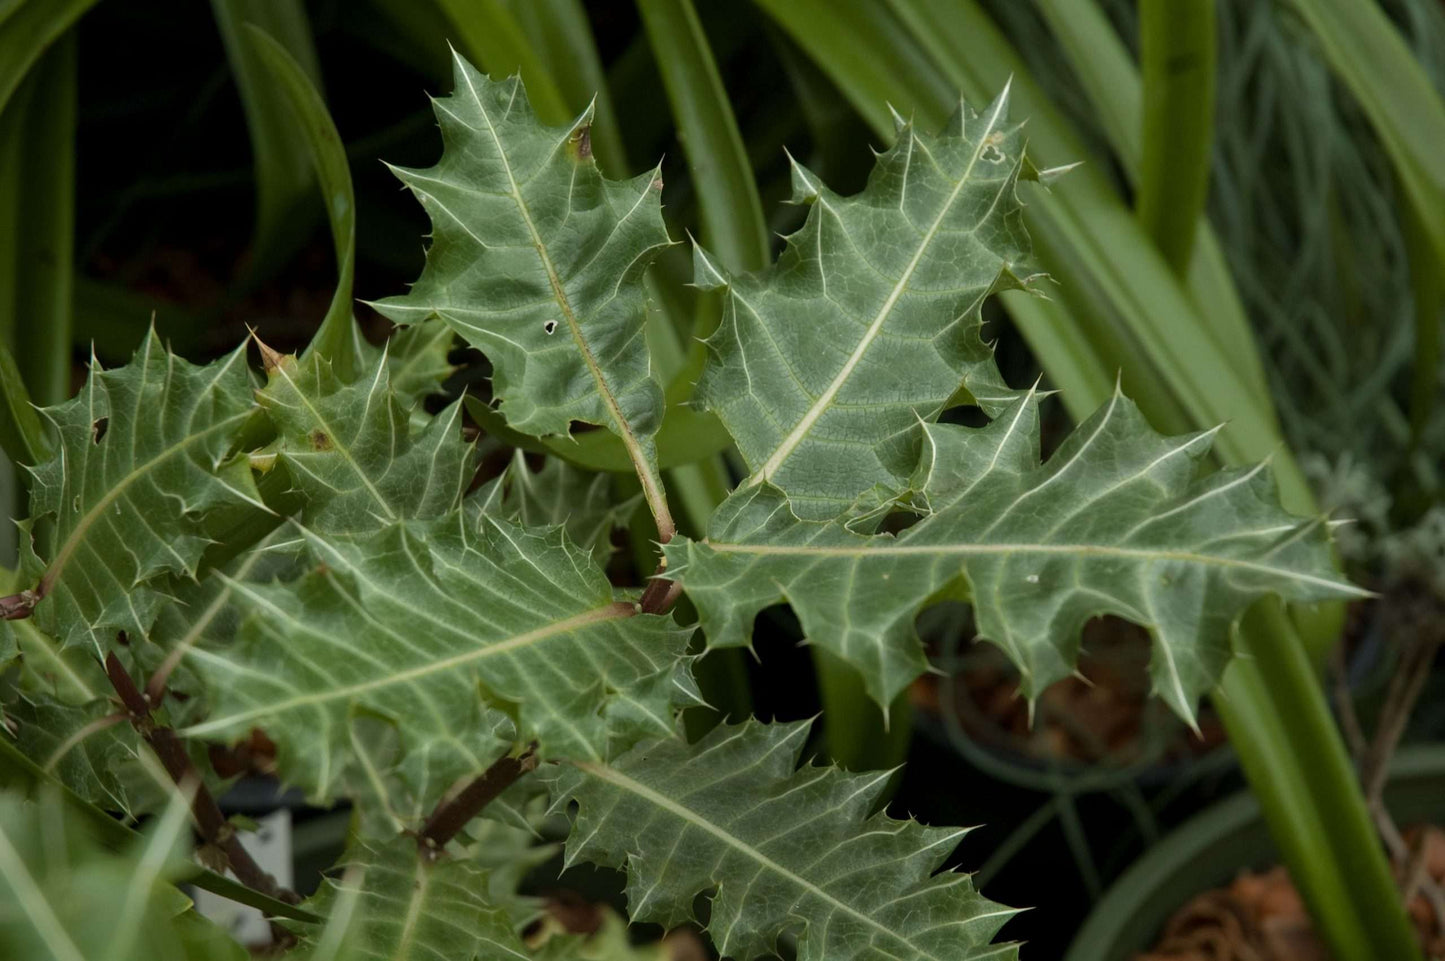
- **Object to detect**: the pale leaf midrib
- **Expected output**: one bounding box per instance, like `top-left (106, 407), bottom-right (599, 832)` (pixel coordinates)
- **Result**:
top-left (750, 101), bottom-right (1009, 485)
top-left (572, 760), bottom-right (942, 961)
top-left (701, 540), bottom-right (1363, 596)
top-left (457, 66), bottom-right (668, 528)
top-left (180, 601), bottom-right (634, 736)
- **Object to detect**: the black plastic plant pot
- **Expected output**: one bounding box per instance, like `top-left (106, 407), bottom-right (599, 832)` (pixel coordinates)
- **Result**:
top-left (919, 611), bottom-right (1238, 798)
top-left (1063, 745), bottom-right (1445, 961)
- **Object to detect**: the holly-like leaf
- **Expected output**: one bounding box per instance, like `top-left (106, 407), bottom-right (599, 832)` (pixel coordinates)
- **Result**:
top-left (5, 695), bottom-right (149, 818)
top-left (693, 92), bottom-right (1036, 520)
top-left (545, 720), bottom-right (1019, 961)
top-left (476, 450), bottom-right (637, 563)
top-left (289, 837), bottom-right (534, 961)
top-left (182, 513), bottom-right (697, 806)
top-left (664, 389), bottom-right (1365, 719)
top-left (14, 332), bottom-right (268, 652)
top-left (349, 319), bottom-right (458, 411)
top-left (256, 346), bottom-right (476, 535)
top-left (373, 53), bottom-right (673, 527)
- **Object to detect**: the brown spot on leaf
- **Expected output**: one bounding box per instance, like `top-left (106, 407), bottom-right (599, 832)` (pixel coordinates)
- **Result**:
top-left (569, 124), bottom-right (592, 161)
top-left (309, 429), bottom-right (332, 450)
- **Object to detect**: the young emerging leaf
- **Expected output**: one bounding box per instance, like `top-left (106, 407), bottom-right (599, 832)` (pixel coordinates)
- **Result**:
top-left (664, 390), bottom-right (1365, 720)
top-left (256, 347), bottom-right (476, 535)
top-left (693, 90), bottom-right (1035, 519)
top-left (475, 449), bottom-right (637, 563)
top-left (183, 513), bottom-right (697, 806)
top-left (14, 332), bottom-right (267, 652)
top-left (348, 318), bottom-right (458, 410)
top-left (373, 53), bottom-right (674, 529)
top-left (545, 720), bottom-right (1019, 961)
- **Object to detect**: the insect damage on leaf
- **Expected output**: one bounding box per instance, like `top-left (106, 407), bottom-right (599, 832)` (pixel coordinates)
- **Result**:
top-left (9, 331), bottom-right (268, 652)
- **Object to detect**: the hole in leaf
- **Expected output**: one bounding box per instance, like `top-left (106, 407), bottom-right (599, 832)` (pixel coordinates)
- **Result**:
top-left (91, 418), bottom-right (109, 444)
top-left (544, 320), bottom-right (558, 335)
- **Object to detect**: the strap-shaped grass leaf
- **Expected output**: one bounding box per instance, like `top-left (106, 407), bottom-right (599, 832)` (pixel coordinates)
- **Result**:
top-left (257, 347), bottom-right (475, 535)
top-left (14, 331), bottom-right (267, 651)
top-left (0, 785), bottom-right (241, 961)
top-left (693, 91), bottom-right (1036, 519)
top-left (545, 720), bottom-right (1020, 961)
top-left (290, 837), bottom-right (533, 961)
top-left (373, 52), bottom-right (674, 533)
top-left (183, 513), bottom-right (697, 805)
top-left (664, 389), bottom-right (1365, 719)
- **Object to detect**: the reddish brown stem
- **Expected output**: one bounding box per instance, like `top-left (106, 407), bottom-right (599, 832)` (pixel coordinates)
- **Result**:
top-left (418, 745), bottom-right (538, 858)
top-left (104, 653), bottom-right (298, 904)
top-left (0, 589), bottom-right (37, 620)
top-left (638, 572), bottom-right (682, 615)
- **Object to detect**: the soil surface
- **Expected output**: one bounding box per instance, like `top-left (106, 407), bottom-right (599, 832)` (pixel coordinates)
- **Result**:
top-left (1137, 826), bottom-right (1444, 960)
top-left (915, 616), bottom-right (1227, 768)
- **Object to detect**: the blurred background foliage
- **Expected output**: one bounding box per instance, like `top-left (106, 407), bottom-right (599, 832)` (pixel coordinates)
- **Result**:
top-left (1, 0), bottom-right (1444, 958)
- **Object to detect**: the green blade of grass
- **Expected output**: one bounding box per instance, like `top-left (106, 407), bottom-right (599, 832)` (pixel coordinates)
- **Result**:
top-left (0, 342), bottom-right (51, 467)
top-left (0, 0), bottom-right (99, 117)
top-left (0, 735), bottom-right (323, 924)
top-left (636, 0), bottom-right (769, 273)
top-left (243, 25), bottom-right (358, 377)
top-left (1215, 602), bottom-right (1424, 961)
top-left (1403, 194), bottom-right (1443, 458)
top-left (3, 33), bottom-right (77, 409)
top-left (430, 0), bottom-right (572, 124)
top-left (1285, 0), bottom-right (1445, 273)
top-left (1032, 0), bottom-right (1271, 413)
top-left (208, 0), bottom-right (324, 274)
top-left (1137, 0), bottom-right (1217, 274)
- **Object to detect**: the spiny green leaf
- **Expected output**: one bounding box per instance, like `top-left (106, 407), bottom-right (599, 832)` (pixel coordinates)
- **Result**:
top-left (665, 389), bottom-right (1364, 719)
top-left (349, 319), bottom-right (458, 411)
top-left (256, 346), bottom-right (475, 535)
top-left (545, 720), bottom-right (1020, 961)
top-left (182, 513), bottom-right (698, 806)
top-left (373, 53), bottom-right (673, 514)
top-left (142, 528), bottom-right (299, 713)
top-left (16, 331), bottom-right (268, 652)
top-left (692, 90), bottom-right (1036, 519)
top-left (476, 449), bottom-right (637, 563)
top-left (5, 695), bottom-right (147, 818)
top-left (290, 837), bottom-right (532, 961)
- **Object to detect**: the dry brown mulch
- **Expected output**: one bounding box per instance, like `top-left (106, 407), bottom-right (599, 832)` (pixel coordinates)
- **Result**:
top-left (1138, 827), bottom-right (1445, 960)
